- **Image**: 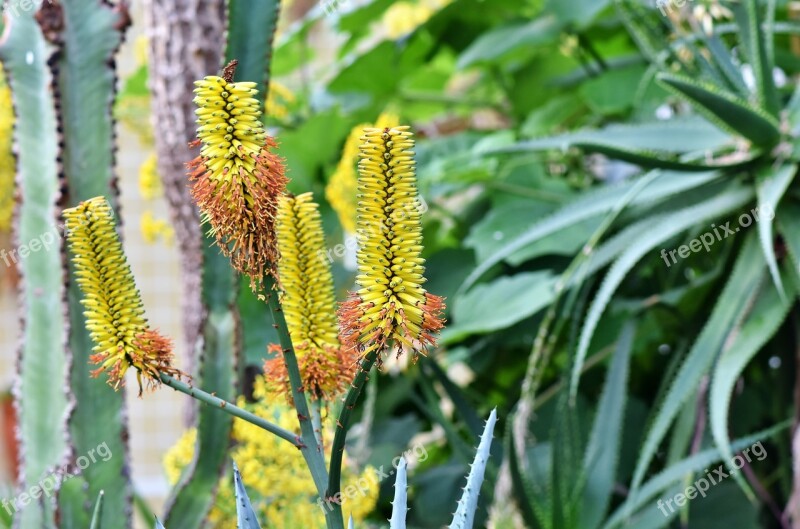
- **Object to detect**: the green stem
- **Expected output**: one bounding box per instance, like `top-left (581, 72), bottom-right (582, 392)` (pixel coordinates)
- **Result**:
top-left (325, 350), bottom-right (379, 524)
top-left (159, 373), bottom-right (301, 447)
top-left (261, 276), bottom-right (335, 526)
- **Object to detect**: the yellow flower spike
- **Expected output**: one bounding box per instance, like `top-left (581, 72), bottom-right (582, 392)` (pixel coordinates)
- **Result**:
top-left (189, 72), bottom-right (289, 290)
top-left (0, 73), bottom-right (15, 232)
top-left (63, 196), bottom-right (185, 395)
top-left (326, 112), bottom-right (399, 234)
top-left (265, 192), bottom-right (357, 401)
top-left (338, 126), bottom-right (445, 363)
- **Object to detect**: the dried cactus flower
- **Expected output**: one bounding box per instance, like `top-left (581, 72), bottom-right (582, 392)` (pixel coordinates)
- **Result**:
top-left (326, 112), bottom-right (398, 234)
top-left (338, 126), bottom-right (445, 363)
top-left (264, 192), bottom-right (357, 400)
top-left (63, 196), bottom-right (184, 395)
top-left (189, 74), bottom-right (288, 290)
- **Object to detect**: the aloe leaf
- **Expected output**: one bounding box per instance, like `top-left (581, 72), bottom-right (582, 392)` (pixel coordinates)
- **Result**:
top-left (233, 462), bottom-right (262, 529)
top-left (571, 187), bottom-right (755, 399)
top-left (56, 1), bottom-right (132, 525)
top-left (449, 409), bottom-right (498, 529)
top-left (628, 234), bottom-right (766, 504)
top-left (755, 164), bottom-right (794, 297)
top-left (0, 9), bottom-right (67, 528)
top-left (709, 265), bottom-right (794, 500)
top-left (389, 457), bottom-right (408, 529)
top-left (778, 202), bottom-right (800, 279)
top-left (506, 424), bottom-right (547, 529)
top-left (579, 323), bottom-right (634, 529)
top-left (656, 73), bottom-right (781, 148)
top-left (459, 170), bottom-right (722, 294)
top-left (703, 34), bottom-right (749, 96)
top-left (89, 491), bottom-right (104, 529)
top-left (492, 117), bottom-right (751, 172)
top-left (604, 421), bottom-right (789, 529)
top-left (731, 0), bottom-right (780, 116)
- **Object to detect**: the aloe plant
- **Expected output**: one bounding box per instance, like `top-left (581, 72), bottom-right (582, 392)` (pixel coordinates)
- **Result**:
top-left (466, 0), bottom-right (800, 526)
top-left (384, 409), bottom-right (498, 529)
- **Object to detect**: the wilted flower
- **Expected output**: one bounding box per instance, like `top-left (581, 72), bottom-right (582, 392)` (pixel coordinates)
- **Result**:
top-left (338, 126), bottom-right (445, 363)
top-left (63, 196), bottom-right (184, 395)
top-left (264, 192), bottom-right (357, 400)
top-left (189, 74), bottom-right (288, 289)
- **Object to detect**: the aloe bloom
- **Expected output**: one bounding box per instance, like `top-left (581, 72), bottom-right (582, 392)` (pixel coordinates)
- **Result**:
top-left (189, 75), bottom-right (288, 289)
top-left (265, 192), bottom-right (357, 400)
top-left (64, 196), bottom-right (184, 394)
top-left (339, 126), bottom-right (445, 362)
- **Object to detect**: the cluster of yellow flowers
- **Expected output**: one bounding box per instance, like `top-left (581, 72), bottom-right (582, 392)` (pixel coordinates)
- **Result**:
top-left (326, 112), bottom-right (399, 234)
top-left (164, 379), bottom-right (379, 529)
top-left (382, 0), bottom-right (453, 39)
top-left (0, 72), bottom-right (15, 232)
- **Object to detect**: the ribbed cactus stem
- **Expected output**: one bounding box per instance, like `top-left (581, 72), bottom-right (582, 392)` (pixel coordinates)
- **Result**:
top-left (449, 408), bottom-right (498, 529)
top-left (389, 457), bottom-right (409, 529)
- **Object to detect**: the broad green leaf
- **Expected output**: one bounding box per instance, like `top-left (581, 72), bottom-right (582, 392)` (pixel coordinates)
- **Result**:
top-left (580, 323), bottom-right (634, 529)
top-left (571, 187), bottom-right (755, 399)
top-left (656, 73), bottom-right (781, 148)
top-left (628, 234), bottom-right (766, 504)
top-left (755, 164), bottom-right (794, 297)
top-left (458, 171), bottom-right (723, 293)
top-left (545, 0), bottom-right (612, 28)
top-left (457, 15), bottom-right (562, 69)
top-left (709, 266), bottom-right (794, 500)
top-left (578, 65), bottom-right (647, 115)
top-left (449, 272), bottom-right (558, 339)
top-left (778, 202), bottom-right (800, 279)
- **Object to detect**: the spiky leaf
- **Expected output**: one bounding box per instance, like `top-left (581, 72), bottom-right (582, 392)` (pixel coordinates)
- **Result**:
top-left (449, 409), bottom-right (498, 529)
top-left (657, 73), bottom-right (781, 148)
